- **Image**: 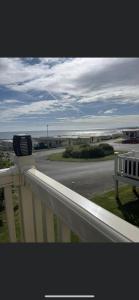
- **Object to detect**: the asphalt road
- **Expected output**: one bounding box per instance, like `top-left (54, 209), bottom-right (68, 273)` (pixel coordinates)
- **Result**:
top-left (35, 155), bottom-right (115, 199)
top-left (33, 141), bottom-right (139, 199)
top-left (10, 141), bottom-right (139, 199)
top-left (108, 139), bottom-right (139, 152)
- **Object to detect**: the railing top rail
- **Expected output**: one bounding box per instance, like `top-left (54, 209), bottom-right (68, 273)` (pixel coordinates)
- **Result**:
top-left (118, 155), bottom-right (139, 161)
top-left (0, 166), bottom-right (19, 188)
top-left (0, 167), bottom-right (11, 175)
top-left (118, 151), bottom-right (139, 159)
top-left (25, 168), bottom-right (139, 242)
top-left (0, 167), bottom-right (13, 187)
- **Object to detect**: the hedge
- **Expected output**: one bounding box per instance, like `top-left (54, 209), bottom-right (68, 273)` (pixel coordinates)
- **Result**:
top-left (63, 143), bottom-right (114, 159)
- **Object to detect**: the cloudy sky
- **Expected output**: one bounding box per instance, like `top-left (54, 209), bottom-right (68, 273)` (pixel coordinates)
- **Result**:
top-left (0, 57), bottom-right (139, 132)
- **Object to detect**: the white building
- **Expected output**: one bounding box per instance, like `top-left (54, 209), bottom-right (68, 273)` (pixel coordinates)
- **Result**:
top-left (0, 140), bottom-right (13, 151)
top-left (122, 129), bottom-right (139, 143)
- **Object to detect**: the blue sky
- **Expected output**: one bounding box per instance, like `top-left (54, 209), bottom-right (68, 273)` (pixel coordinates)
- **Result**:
top-left (0, 57), bottom-right (139, 131)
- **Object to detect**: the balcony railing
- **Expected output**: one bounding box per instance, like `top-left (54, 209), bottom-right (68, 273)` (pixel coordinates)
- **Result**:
top-left (0, 154), bottom-right (139, 243)
top-left (114, 150), bottom-right (139, 192)
top-left (116, 151), bottom-right (139, 180)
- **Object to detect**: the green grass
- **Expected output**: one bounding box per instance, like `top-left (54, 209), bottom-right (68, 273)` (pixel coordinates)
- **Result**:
top-left (0, 188), bottom-right (21, 242)
top-left (48, 152), bottom-right (116, 162)
top-left (90, 185), bottom-right (139, 227)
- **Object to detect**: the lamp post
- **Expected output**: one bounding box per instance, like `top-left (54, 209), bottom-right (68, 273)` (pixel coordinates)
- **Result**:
top-left (47, 124), bottom-right (49, 137)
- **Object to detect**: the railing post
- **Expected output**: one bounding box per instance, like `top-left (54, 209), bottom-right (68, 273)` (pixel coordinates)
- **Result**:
top-left (114, 152), bottom-right (119, 201)
top-left (4, 186), bottom-right (16, 242)
top-left (42, 200), bottom-right (55, 242)
top-left (33, 194), bottom-right (44, 242)
top-left (19, 185), bottom-right (35, 242)
top-left (114, 152), bottom-right (119, 176)
top-left (60, 220), bottom-right (71, 242)
top-left (56, 218), bottom-right (71, 242)
top-left (45, 206), bottom-right (55, 242)
top-left (132, 150), bottom-right (135, 157)
top-left (136, 160), bottom-right (138, 178)
top-left (14, 155), bottom-right (36, 242)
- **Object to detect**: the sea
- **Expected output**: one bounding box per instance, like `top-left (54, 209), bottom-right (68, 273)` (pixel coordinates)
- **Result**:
top-left (0, 127), bottom-right (135, 140)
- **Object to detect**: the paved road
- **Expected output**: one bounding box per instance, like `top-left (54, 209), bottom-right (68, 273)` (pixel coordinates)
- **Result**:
top-left (33, 147), bottom-right (115, 199)
top-left (35, 155), bottom-right (115, 199)
top-left (10, 141), bottom-right (139, 199)
top-left (33, 141), bottom-right (139, 199)
top-left (108, 139), bottom-right (139, 152)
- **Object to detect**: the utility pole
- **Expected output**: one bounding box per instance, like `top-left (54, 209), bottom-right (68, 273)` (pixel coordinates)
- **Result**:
top-left (47, 124), bottom-right (48, 137)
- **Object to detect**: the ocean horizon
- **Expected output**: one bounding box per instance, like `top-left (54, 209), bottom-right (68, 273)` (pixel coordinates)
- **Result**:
top-left (0, 126), bottom-right (138, 140)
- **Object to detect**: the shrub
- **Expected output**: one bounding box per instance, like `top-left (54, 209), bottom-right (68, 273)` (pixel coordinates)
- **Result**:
top-left (71, 150), bottom-right (81, 158)
top-left (63, 146), bottom-right (73, 158)
top-left (80, 147), bottom-right (91, 158)
top-left (79, 144), bottom-right (88, 149)
top-left (62, 143), bottom-right (114, 159)
top-left (99, 143), bottom-right (114, 155)
top-left (88, 146), bottom-right (103, 158)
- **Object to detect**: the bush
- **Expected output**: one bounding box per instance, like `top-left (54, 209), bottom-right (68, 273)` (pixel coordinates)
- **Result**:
top-left (89, 146), bottom-right (104, 158)
top-left (80, 147), bottom-right (91, 158)
top-left (79, 144), bottom-right (88, 149)
top-left (62, 143), bottom-right (114, 159)
top-left (99, 143), bottom-right (114, 155)
top-left (63, 146), bottom-right (73, 158)
top-left (71, 150), bottom-right (81, 158)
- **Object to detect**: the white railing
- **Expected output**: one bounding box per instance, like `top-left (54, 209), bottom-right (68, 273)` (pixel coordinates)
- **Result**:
top-left (115, 151), bottom-right (139, 180)
top-left (1, 155), bottom-right (139, 243)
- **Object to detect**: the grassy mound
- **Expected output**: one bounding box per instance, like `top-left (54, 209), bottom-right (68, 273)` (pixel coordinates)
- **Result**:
top-left (63, 143), bottom-right (114, 159)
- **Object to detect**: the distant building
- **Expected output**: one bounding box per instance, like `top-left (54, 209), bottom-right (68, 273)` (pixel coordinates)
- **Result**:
top-left (64, 136), bottom-right (91, 146)
top-left (33, 134), bottom-right (113, 149)
top-left (33, 137), bottom-right (63, 149)
top-left (122, 129), bottom-right (139, 143)
top-left (0, 140), bottom-right (13, 151)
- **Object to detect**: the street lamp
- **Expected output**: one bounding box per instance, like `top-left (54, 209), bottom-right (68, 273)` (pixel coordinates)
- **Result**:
top-left (47, 124), bottom-right (49, 137)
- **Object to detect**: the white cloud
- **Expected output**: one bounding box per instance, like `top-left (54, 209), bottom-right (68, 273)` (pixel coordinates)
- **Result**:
top-left (0, 100), bottom-right (58, 119)
top-left (0, 98), bottom-right (77, 121)
top-left (0, 57), bottom-right (49, 86)
top-left (0, 57), bottom-right (139, 130)
top-left (2, 99), bottom-right (20, 104)
top-left (49, 114), bottom-right (139, 129)
top-left (78, 85), bottom-right (139, 104)
top-left (104, 108), bottom-right (118, 114)
top-left (2, 57), bottom-right (138, 109)
top-left (7, 58), bottom-right (120, 93)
